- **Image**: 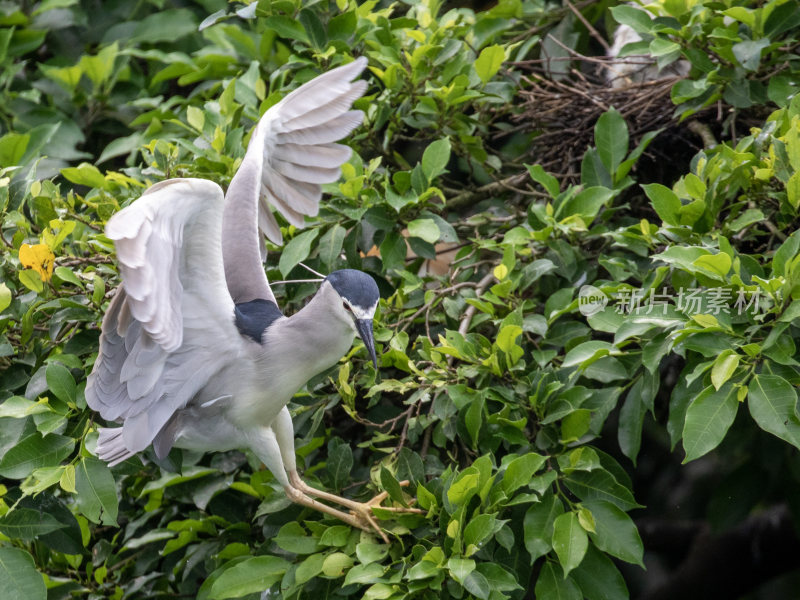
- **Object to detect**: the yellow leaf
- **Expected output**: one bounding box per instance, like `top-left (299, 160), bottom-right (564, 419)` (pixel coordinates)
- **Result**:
top-left (691, 313), bottom-right (719, 328)
top-left (60, 464), bottom-right (76, 494)
top-left (19, 243), bottom-right (55, 281)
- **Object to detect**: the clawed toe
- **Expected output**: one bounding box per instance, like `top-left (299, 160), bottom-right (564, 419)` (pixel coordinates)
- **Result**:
top-left (287, 472), bottom-right (426, 542)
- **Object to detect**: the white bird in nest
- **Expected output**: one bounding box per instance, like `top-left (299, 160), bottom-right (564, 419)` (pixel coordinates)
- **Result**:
top-left (85, 57), bottom-right (422, 541)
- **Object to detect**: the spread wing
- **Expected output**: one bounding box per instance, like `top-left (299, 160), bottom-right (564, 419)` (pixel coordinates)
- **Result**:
top-left (86, 179), bottom-right (244, 462)
top-left (222, 57), bottom-right (368, 304)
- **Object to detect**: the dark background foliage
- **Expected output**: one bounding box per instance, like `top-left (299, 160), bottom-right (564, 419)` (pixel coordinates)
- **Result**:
top-left (1, 0), bottom-right (800, 598)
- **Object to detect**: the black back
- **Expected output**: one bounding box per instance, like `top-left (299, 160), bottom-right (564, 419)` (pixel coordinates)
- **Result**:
top-left (234, 299), bottom-right (283, 343)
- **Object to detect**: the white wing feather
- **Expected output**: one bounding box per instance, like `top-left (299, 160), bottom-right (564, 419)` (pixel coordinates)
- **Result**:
top-left (222, 57), bottom-right (368, 303)
top-left (86, 179), bottom-right (244, 461)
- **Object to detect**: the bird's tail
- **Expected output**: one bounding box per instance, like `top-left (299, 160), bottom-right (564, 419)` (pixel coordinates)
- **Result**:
top-left (96, 426), bottom-right (137, 467)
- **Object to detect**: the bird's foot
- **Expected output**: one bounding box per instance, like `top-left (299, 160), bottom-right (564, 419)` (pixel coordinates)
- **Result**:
top-left (288, 472), bottom-right (425, 543)
top-left (344, 481), bottom-right (426, 542)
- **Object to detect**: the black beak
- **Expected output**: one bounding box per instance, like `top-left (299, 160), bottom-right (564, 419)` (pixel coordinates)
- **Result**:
top-left (355, 318), bottom-right (378, 368)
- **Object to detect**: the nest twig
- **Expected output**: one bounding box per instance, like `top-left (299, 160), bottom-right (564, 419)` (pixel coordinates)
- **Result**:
top-left (501, 54), bottom-right (710, 184)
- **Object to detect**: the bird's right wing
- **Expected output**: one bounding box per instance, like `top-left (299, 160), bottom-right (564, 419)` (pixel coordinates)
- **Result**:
top-left (222, 57), bottom-right (368, 304)
top-left (86, 179), bottom-right (245, 463)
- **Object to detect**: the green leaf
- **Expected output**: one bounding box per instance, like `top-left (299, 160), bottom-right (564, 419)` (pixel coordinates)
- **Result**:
top-left (0, 508), bottom-right (66, 540)
top-left (552, 512), bottom-right (588, 577)
top-left (318, 224), bottom-right (346, 267)
top-left (274, 522), bottom-right (320, 554)
top-left (343, 562), bottom-right (385, 586)
top-left (0, 282), bottom-right (10, 312)
top-left (407, 218), bottom-right (440, 244)
top-left (322, 552), bottom-right (353, 577)
top-left (693, 252), bottom-right (732, 279)
top-left (298, 9), bottom-right (327, 50)
top-left (0, 397), bottom-right (51, 419)
top-left (572, 543), bottom-right (629, 600)
top-left (74, 457), bottom-right (118, 526)
top-left (474, 44), bottom-right (505, 84)
top-left (278, 229), bottom-right (319, 277)
top-left (186, 105), bottom-right (205, 132)
top-left (561, 409), bottom-right (592, 442)
top-left (584, 500), bottom-right (644, 567)
top-left (595, 108), bottom-right (628, 175)
top-left (327, 441), bottom-right (353, 492)
top-left (748, 374), bottom-right (800, 450)
top-left (319, 525), bottom-right (350, 547)
top-left (356, 542), bottom-right (388, 565)
top-left (711, 351), bottom-right (739, 390)
top-left (0, 132), bottom-right (29, 167)
top-left (502, 452), bottom-right (546, 494)
top-left (557, 187), bottom-right (615, 221)
top-left (378, 230), bottom-right (407, 272)
top-left (379, 466), bottom-right (408, 506)
top-left (208, 556), bottom-right (289, 599)
top-left (496, 325), bottom-right (523, 365)
top-left (787, 172), bottom-right (800, 210)
top-left (534, 562), bottom-right (581, 600)
top-left (463, 571), bottom-right (491, 599)
top-left (526, 163), bottom-right (560, 197)
top-left (0, 547), bottom-right (45, 600)
top-left (130, 8), bottom-right (198, 43)
top-left (60, 163), bottom-right (110, 190)
top-left (564, 469), bottom-right (641, 511)
top-left (295, 552), bottom-right (325, 584)
top-left (618, 378), bottom-right (646, 465)
top-left (732, 38), bottom-right (769, 72)
top-left (263, 16), bottom-right (310, 44)
top-left (563, 341), bottom-right (613, 368)
top-left (0, 432), bottom-right (74, 479)
top-left (476, 563), bottom-right (522, 592)
top-left (395, 448), bottom-right (425, 485)
top-left (447, 469), bottom-right (479, 507)
top-left (465, 396), bottom-right (484, 448)
top-left (523, 492), bottom-right (563, 562)
top-left (447, 557), bottom-right (476, 582)
top-left (642, 183), bottom-right (681, 225)
top-left (46, 362), bottom-right (76, 404)
top-left (464, 513), bottom-right (498, 550)
top-left (421, 138), bottom-right (451, 181)
top-left (53, 266), bottom-right (83, 288)
top-left (682, 383), bottom-right (738, 462)
top-left (610, 4), bottom-right (653, 34)
top-left (18, 269), bottom-right (43, 293)
top-left (772, 231), bottom-right (800, 277)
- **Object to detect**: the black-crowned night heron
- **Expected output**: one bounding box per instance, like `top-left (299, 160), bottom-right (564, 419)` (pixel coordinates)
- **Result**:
top-left (85, 58), bottom-right (420, 541)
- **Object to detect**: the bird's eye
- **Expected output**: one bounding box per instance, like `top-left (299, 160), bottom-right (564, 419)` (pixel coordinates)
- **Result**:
top-left (342, 302), bottom-right (353, 313)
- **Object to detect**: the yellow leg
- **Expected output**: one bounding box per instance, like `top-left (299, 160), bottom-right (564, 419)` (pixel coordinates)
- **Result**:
top-left (288, 471), bottom-right (425, 542)
top-left (283, 486), bottom-right (389, 541)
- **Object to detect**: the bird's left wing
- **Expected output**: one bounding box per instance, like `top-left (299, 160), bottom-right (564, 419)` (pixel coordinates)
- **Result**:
top-left (86, 178), bottom-right (244, 462)
top-left (222, 57), bottom-right (368, 304)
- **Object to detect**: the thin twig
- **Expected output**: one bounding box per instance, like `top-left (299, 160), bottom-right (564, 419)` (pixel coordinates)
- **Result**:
top-left (458, 272), bottom-right (496, 336)
top-left (565, 0), bottom-right (610, 52)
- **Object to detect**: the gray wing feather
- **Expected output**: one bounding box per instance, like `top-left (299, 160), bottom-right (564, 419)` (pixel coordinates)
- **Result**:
top-left (87, 179), bottom-right (243, 460)
top-left (222, 57), bottom-right (368, 303)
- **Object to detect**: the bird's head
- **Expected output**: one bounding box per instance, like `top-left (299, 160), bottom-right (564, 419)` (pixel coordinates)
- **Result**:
top-left (324, 269), bottom-right (379, 368)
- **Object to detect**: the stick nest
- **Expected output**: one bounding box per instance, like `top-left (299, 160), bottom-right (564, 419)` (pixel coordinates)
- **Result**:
top-left (502, 57), bottom-right (709, 184)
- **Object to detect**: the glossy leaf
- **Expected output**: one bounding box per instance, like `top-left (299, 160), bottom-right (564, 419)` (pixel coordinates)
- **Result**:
top-left (74, 457), bottom-right (118, 526)
top-left (208, 556), bottom-right (289, 599)
top-left (748, 374), bottom-right (800, 450)
top-left (0, 548), bottom-right (45, 600)
top-left (682, 383), bottom-right (738, 462)
top-left (552, 512), bottom-right (589, 577)
top-left (584, 500), bottom-right (644, 567)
